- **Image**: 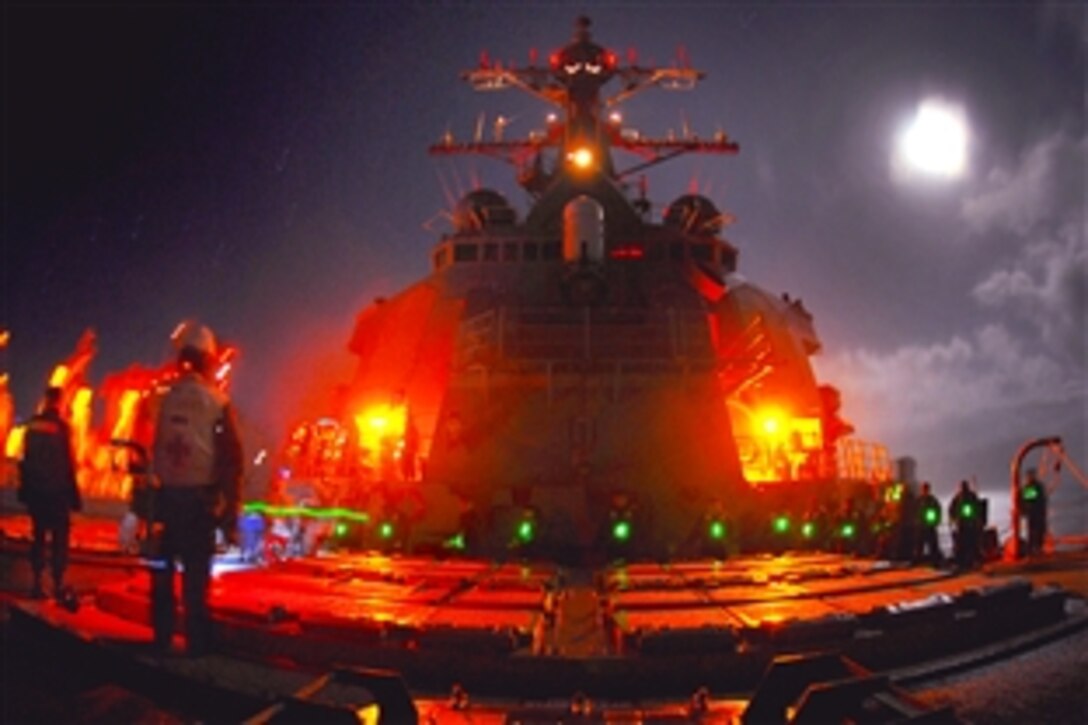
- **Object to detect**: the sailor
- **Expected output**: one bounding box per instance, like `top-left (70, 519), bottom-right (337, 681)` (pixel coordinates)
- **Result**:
top-left (914, 482), bottom-right (942, 567)
top-left (893, 481), bottom-right (918, 562)
top-left (17, 386), bottom-right (81, 599)
top-left (149, 322), bottom-right (243, 655)
top-left (1020, 469), bottom-right (1048, 556)
top-left (949, 480), bottom-right (982, 569)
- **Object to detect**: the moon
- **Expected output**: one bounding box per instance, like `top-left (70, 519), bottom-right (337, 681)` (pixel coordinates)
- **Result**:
top-left (896, 99), bottom-right (969, 179)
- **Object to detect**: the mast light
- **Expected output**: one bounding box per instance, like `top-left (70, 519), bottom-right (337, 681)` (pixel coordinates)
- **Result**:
top-left (568, 147), bottom-right (596, 170)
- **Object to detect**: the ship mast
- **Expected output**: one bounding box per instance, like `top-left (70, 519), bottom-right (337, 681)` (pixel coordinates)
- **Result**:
top-left (429, 16), bottom-right (740, 194)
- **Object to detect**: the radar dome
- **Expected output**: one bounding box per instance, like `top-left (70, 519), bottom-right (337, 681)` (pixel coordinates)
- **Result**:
top-left (454, 189), bottom-right (517, 232)
top-left (664, 194), bottom-right (724, 235)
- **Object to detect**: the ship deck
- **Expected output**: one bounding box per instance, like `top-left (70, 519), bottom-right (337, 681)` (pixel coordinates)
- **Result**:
top-left (3, 511), bottom-right (1087, 720)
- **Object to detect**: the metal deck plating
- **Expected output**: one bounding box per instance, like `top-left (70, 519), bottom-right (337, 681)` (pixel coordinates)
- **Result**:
top-left (6, 511), bottom-right (1085, 722)
top-left (27, 550), bottom-right (1075, 698)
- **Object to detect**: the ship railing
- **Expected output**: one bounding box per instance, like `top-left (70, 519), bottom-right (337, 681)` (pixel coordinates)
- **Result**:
top-left (836, 438), bottom-right (894, 483)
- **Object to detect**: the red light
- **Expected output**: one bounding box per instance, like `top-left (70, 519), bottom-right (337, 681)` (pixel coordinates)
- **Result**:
top-left (609, 246), bottom-right (645, 260)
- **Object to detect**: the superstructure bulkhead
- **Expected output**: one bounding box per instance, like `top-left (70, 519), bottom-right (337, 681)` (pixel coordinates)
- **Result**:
top-left (282, 17), bottom-right (891, 560)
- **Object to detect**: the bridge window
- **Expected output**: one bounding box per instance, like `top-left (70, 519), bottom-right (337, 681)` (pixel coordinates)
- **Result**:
top-left (721, 248), bottom-right (738, 272)
top-left (690, 244), bottom-right (713, 262)
top-left (483, 242), bottom-right (499, 261)
top-left (454, 243), bottom-right (479, 262)
top-left (523, 242), bottom-right (539, 261)
top-left (542, 241), bottom-right (561, 260)
top-left (503, 242), bottom-right (519, 262)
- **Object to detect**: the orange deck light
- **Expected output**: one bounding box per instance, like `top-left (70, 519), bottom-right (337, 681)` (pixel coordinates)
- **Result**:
top-left (755, 407), bottom-right (789, 439)
top-left (352, 401), bottom-right (409, 477)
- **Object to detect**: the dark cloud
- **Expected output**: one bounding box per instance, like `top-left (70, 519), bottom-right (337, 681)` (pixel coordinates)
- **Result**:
top-left (965, 130), bottom-right (1086, 363)
top-left (972, 230), bottom-right (1086, 362)
top-left (817, 323), bottom-right (1077, 435)
top-left (962, 131), bottom-right (1085, 236)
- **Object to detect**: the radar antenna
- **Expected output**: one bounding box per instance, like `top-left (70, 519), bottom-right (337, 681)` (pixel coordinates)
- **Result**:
top-left (430, 16), bottom-right (739, 184)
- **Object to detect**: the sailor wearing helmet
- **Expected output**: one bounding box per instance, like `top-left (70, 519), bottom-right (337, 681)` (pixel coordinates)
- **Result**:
top-left (149, 321), bottom-right (243, 656)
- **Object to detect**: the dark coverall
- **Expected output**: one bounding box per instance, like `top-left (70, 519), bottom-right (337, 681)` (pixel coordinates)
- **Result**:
top-left (18, 407), bottom-right (82, 595)
top-left (150, 372), bottom-right (242, 655)
top-left (914, 493), bottom-right (942, 567)
top-left (949, 488), bottom-right (982, 569)
top-left (1020, 477), bottom-right (1048, 555)
top-left (895, 487), bottom-right (918, 562)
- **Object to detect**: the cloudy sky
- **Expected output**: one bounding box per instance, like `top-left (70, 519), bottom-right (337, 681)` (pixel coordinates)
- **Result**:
top-left (4, 3), bottom-right (1084, 533)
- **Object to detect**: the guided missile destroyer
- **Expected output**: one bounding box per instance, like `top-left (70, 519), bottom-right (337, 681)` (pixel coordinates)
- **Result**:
top-left (297, 16), bottom-right (891, 560)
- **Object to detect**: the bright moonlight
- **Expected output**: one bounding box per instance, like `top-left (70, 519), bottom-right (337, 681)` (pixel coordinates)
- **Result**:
top-left (896, 98), bottom-right (969, 178)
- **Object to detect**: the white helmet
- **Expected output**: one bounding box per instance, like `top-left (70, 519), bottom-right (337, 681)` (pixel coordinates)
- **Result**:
top-left (171, 319), bottom-right (217, 357)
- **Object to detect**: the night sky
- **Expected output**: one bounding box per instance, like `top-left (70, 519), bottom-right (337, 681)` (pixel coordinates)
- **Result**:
top-left (3, 4), bottom-right (1085, 532)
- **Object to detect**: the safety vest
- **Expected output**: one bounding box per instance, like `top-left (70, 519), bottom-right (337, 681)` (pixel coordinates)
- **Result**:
top-left (1022, 481), bottom-right (1044, 504)
top-left (917, 495), bottom-right (941, 527)
top-left (152, 373), bottom-right (229, 488)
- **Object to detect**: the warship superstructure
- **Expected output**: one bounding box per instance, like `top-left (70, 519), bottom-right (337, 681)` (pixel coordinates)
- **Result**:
top-left (287, 16), bottom-right (892, 560)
